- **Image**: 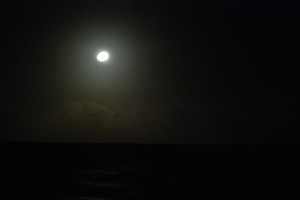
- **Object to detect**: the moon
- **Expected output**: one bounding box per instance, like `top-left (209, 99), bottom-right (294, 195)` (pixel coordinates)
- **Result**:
top-left (97, 51), bottom-right (109, 62)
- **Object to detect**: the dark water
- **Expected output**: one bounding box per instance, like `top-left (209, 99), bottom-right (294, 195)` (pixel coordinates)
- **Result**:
top-left (1, 143), bottom-right (299, 199)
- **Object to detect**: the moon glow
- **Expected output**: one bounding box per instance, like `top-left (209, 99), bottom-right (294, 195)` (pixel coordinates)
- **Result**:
top-left (97, 51), bottom-right (109, 62)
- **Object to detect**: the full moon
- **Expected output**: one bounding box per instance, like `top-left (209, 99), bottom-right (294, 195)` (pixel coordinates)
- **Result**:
top-left (97, 51), bottom-right (109, 62)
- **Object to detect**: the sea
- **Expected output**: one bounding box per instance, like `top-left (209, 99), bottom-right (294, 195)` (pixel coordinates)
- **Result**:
top-left (1, 143), bottom-right (299, 199)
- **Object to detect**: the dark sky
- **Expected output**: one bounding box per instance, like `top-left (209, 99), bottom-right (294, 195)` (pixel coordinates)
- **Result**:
top-left (1, 0), bottom-right (299, 144)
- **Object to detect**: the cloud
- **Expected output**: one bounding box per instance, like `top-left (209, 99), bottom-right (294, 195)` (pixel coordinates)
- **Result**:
top-left (1, 100), bottom-right (225, 143)
top-left (67, 100), bottom-right (112, 118)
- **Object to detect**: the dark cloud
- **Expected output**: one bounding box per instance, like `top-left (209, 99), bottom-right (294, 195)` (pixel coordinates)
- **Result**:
top-left (1, 100), bottom-right (226, 143)
top-left (67, 100), bottom-right (111, 118)
top-left (3, 99), bottom-right (293, 144)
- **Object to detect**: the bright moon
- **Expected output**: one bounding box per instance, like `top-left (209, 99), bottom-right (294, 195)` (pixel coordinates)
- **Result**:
top-left (97, 51), bottom-right (109, 62)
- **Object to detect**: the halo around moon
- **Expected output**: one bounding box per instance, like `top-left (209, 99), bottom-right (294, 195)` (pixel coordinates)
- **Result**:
top-left (97, 51), bottom-right (109, 62)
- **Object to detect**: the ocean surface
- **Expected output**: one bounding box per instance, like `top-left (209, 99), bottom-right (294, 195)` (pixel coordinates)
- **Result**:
top-left (1, 143), bottom-right (299, 199)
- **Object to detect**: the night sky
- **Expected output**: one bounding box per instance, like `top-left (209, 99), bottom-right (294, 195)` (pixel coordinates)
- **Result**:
top-left (1, 0), bottom-right (299, 144)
